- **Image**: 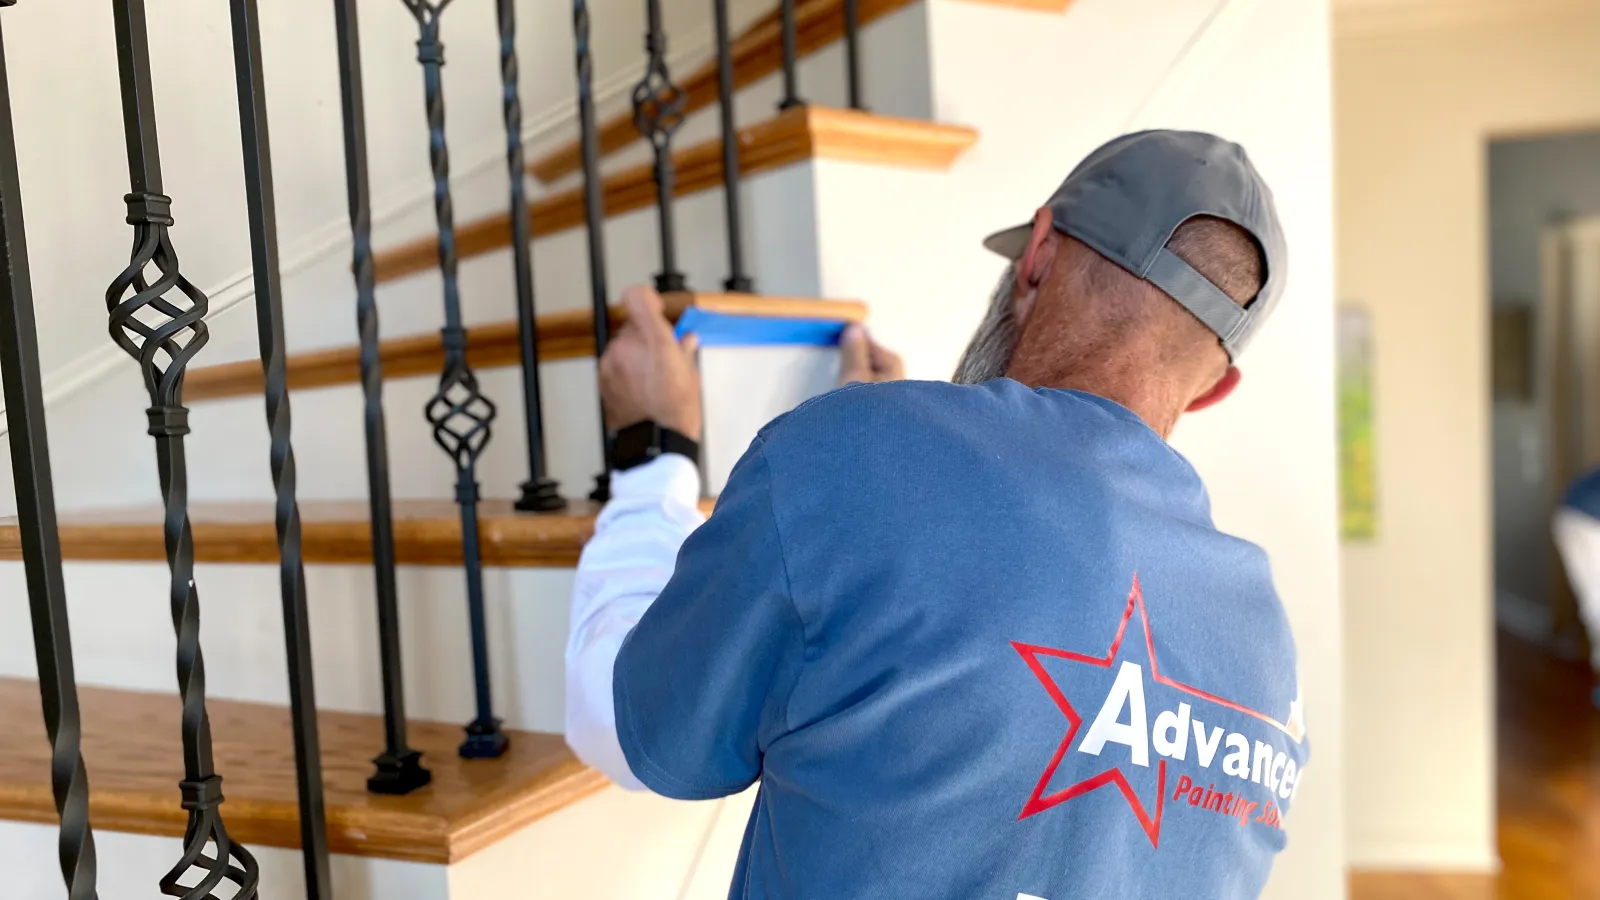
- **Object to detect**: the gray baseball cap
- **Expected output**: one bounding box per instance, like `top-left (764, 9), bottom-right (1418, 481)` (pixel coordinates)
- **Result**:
top-left (982, 129), bottom-right (1286, 360)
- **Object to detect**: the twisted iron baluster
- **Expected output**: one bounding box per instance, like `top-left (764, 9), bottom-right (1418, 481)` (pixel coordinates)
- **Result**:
top-left (573, 0), bottom-right (614, 502)
top-left (402, 0), bottom-right (508, 758)
top-left (226, 0), bottom-right (333, 894)
top-left (843, 0), bottom-right (864, 110)
top-left (0, 8), bottom-right (99, 898)
top-left (778, 0), bottom-right (804, 110)
top-left (632, 0), bottom-right (687, 292)
top-left (332, 0), bottom-right (431, 797)
top-left (498, 0), bottom-right (565, 513)
top-left (108, 2), bottom-right (256, 896)
top-left (711, 0), bottom-right (752, 292)
top-left (108, 206), bottom-right (260, 900)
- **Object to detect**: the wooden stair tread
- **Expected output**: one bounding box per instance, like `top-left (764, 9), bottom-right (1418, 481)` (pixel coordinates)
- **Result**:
top-left (0, 677), bottom-right (609, 863)
top-left (374, 105), bottom-right (977, 284)
top-left (0, 498), bottom-right (713, 567)
top-left (186, 291), bottom-right (867, 402)
top-left (527, 0), bottom-right (1067, 184)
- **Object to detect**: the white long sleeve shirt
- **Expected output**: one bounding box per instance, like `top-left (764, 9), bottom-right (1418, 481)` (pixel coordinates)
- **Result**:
top-left (564, 453), bottom-right (705, 790)
top-left (1555, 505), bottom-right (1600, 672)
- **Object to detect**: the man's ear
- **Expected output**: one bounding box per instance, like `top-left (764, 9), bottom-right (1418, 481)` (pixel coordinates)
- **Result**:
top-left (1015, 207), bottom-right (1057, 326)
top-left (1186, 365), bottom-right (1241, 412)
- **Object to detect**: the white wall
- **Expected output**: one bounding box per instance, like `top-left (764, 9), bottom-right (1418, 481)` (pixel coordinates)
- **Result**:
top-left (1334, 0), bottom-right (1600, 871)
top-left (3, 822), bottom-right (448, 900)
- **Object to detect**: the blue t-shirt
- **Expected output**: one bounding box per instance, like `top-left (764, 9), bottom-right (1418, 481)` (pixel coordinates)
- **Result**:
top-left (614, 379), bottom-right (1310, 900)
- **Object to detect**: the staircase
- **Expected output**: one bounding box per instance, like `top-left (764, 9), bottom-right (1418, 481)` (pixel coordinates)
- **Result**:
top-left (0, 0), bottom-right (1077, 898)
top-left (1, 0), bottom-right (1352, 896)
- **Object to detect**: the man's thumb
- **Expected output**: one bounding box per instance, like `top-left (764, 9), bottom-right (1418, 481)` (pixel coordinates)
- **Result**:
top-left (621, 285), bottom-right (670, 339)
top-left (838, 324), bottom-right (871, 383)
top-left (680, 331), bottom-right (701, 360)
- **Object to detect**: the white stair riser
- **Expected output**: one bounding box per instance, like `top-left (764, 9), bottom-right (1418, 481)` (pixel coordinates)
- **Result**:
top-left (0, 561), bottom-right (572, 731)
top-left (450, 787), bottom-right (758, 900)
top-left (177, 157), bottom-right (841, 505)
top-left (1, 787), bottom-right (754, 900)
top-left (1, 823), bottom-right (446, 900)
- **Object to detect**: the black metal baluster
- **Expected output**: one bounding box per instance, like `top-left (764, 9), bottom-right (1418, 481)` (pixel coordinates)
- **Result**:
top-left (225, 2), bottom-right (333, 895)
top-left (332, 0), bottom-right (431, 798)
top-left (0, 9), bottom-right (99, 899)
top-left (633, 0), bottom-right (687, 293)
top-left (499, 0), bottom-right (565, 514)
top-left (844, 0), bottom-right (864, 110)
top-left (400, 0), bottom-right (508, 759)
top-left (711, 0), bottom-right (752, 292)
top-left (107, 2), bottom-right (258, 896)
top-left (779, 0), bottom-right (803, 110)
top-left (573, 0), bottom-right (613, 503)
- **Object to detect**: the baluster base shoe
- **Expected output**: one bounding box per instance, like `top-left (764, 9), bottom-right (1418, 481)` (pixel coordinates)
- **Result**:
top-left (588, 471), bottom-right (612, 504)
top-left (368, 748), bottom-right (433, 795)
top-left (514, 477), bottom-right (569, 513)
top-left (460, 719), bottom-right (511, 759)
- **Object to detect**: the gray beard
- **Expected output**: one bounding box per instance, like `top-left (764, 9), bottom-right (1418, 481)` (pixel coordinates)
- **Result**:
top-left (952, 265), bottom-right (1021, 385)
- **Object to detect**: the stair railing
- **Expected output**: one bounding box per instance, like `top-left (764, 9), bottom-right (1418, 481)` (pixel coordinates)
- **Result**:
top-left (8, 0), bottom-right (877, 896)
top-left (106, 0), bottom-right (266, 895)
top-left (713, 0), bottom-right (754, 293)
top-left (634, 0), bottom-right (689, 295)
top-left (499, 0), bottom-right (567, 516)
top-left (573, 0), bottom-right (615, 502)
top-left (0, 9), bottom-right (98, 899)
top-left (780, 0), bottom-right (805, 108)
top-left (399, 0), bottom-right (510, 760)
top-left (227, 1), bottom-right (334, 894)
top-left (332, 0), bottom-right (432, 798)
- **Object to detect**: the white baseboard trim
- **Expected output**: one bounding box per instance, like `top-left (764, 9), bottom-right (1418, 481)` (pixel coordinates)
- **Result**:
top-left (1347, 839), bottom-right (1500, 873)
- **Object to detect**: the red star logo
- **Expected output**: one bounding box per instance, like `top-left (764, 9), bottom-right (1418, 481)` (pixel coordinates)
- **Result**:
top-left (1011, 576), bottom-right (1305, 849)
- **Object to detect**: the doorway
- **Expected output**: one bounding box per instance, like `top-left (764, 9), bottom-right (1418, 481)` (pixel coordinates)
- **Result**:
top-left (1488, 130), bottom-right (1600, 655)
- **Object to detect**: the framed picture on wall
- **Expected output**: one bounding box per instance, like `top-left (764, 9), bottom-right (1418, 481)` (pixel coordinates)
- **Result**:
top-left (1338, 306), bottom-right (1377, 541)
top-left (1491, 303), bottom-right (1535, 402)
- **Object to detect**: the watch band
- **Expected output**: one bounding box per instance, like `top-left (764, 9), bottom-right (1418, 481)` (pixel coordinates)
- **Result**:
top-left (610, 420), bottom-right (700, 471)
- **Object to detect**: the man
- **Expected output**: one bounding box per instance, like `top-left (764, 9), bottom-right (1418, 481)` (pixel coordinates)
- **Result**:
top-left (566, 130), bottom-right (1308, 899)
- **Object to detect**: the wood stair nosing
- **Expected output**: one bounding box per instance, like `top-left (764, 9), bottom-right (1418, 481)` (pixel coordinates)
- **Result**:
top-left (372, 105), bottom-right (977, 285)
top-left (528, 0), bottom-right (913, 185)
top-left (0, 677), bottom-right (609, 864)
top-left (184, 291), bottom-right (869, 402)
top-left (527, 0), bottom-right (1069, 185)
top-left (0, 498), bottom-right (719, 568)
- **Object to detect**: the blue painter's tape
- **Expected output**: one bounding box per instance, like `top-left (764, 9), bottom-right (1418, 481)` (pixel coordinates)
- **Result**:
top-left (674, 307), bottom-right (848, 347)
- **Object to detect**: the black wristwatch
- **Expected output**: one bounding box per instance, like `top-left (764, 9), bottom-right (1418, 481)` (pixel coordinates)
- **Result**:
top-left (610, 420), bottom-right (700, 471)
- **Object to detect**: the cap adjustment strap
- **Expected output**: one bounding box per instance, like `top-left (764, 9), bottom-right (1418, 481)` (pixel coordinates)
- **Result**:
top-left (1145, 248), bottom-right (1248, 347)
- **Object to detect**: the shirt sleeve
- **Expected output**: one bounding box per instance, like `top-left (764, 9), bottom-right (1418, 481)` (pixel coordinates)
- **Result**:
top-left (612, 435), bottom-right (808, 800)
top-left (565, 452), bottom-right (705, 791)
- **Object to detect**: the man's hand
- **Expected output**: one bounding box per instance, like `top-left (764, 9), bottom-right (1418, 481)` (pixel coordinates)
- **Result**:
top-left (838, 324), bottom-right (905, 386)
top-left (599, 286), bottom-right (703, 441)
